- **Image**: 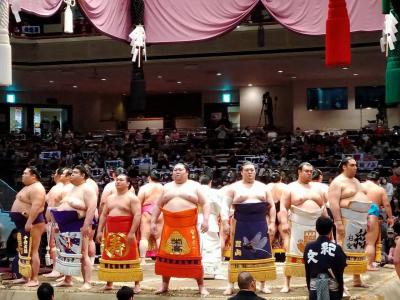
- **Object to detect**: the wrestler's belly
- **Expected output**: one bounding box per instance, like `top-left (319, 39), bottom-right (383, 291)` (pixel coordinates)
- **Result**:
top-left (57, 202), bottom-right (86, 218)
top-left (340, 192), bottom-right (370, 208)
top-left (108, 208), bottom-right (132, 217)
top-left (233, 198), bottom-right (263, 204)
top-left (11, 199), bottom-right (31, 213)
top-left (293, 200), bottom-right (322, 212)
top-left (163, 197), bottom-right (197, 212)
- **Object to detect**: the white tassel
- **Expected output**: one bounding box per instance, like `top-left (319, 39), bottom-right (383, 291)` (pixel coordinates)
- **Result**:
top-left (9, 0), bottom-right (21, 23)
top-left (0, 0), bottom-right (12, 86)
top-left (129, 25), bottom-right (147, 68)
top-left (381, 12), bottom-right (399, 55)
top-left (45, 246), bottom-right (52, 266)
top-left (63, 0), bottom-right (76, 34)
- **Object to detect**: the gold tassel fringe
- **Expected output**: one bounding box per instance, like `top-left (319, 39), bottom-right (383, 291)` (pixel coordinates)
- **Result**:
top-left (99, 259), bottom-right (143, 282)
top-left (18, 261), bottom-right (32, 278)
top-left (284, 262), bottom-right (305, 277)
top-left (228, 258), bottom-right (276, 283)
top-left (375, 242), bottom-right (382, 263)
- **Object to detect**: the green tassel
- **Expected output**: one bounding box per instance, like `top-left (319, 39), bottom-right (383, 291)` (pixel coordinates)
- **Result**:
top-left (383, 0), bottom-right (391, 14)
top-left (386, 56), bottom-right (400, 105)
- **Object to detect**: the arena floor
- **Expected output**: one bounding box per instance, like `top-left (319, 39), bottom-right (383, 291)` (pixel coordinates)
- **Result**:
top-left (0, 261), bottom-right (398, 300)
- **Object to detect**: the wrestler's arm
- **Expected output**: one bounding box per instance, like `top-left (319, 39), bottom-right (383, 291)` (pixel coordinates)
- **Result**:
top-left (151, 186), bottom-right (165, 228)
top-left (266, 189), bottom-right (276, 224)
top-left (279, 187), bottom-right (291, 226)
top-left (197, 184), bottom-right (210, 233)
top-left (327, 180), bottom-right (342, 223)
top-left (221, 186), bottom-right (234, 234)
top-left (96, 199), bottom-right (108, 243)
top-left (137, 185), bottom-right (145, 206)
top-left (99, 183), bottom-right (113, 214)
top-left (82, 185), bottom-right (97, 237)
top-left (128, 194), bottom-right (141, 242)
top-left (381, 188), bottom-right (394, 226)
top-left (394, 238), bottom-right (400, 278)
top-left (26, 185), bottom-right (46, 230)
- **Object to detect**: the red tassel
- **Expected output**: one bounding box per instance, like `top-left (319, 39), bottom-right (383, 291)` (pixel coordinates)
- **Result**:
top-left (325, 0), bottom-right (351, 67)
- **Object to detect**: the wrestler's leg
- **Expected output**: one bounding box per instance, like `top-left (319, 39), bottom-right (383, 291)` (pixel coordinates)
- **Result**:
top-left (80, 235), bottom-right (92, 290)
top-left (196, 277), bottom-right (209, 296)
top-left (88, 229), bottom-right (96, 266)
top-left (353, 274), bottom-right (369, 288)
top-left (223, 282), bottom-right (234, 295)
top-left (133, 281), bottom-right (141, 294)
top-left (155, 276), bottom-right (170, 294)
top-left (366, 215), bottom-right (380, 271)
top-left (44, 225), bottom-right (61, 278)
top-left (280, 276), bottom-right (291, 293)
top-left (25, 222), bottom-right (46, 287)
top-left (260, 281), bottom-right (272, 294)
top-left (104, 281), bottom-right (113, 290)
top-left (139, 212), bottom-right (151, 264)
top-left (155, 215), bottom-right (163, 248)
top-left (278, 223), bottom-right (288, 251)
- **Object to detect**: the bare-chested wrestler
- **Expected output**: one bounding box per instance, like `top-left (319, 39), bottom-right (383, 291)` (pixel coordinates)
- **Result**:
top-left (10, 167), bottom-right (46, 287)
top-left (137, 169), bottom-right (163, 264)
top-left (52, 165), bottom-right (97, 290)
top-left (329, 157), bottom-right (371, 289)
top-left (150, 163), bottom-right (210, 296)
top-left (279, 162), bottom-right (327, 293)
top-left (222, 162), bottom-right (276, 295)
top-left (96, 174), bottom-right (142, 292)
top-left (266, 170), bottom-right (288, 252)
top-left (362, 171), bottom-right (394, 271)
top-left (43, 168), bottom-right (71, 278)
top-left (99, 168), bottom-right (127, 214)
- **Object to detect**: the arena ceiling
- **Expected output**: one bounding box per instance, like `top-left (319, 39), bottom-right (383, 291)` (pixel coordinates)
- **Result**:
top-left (7, 46), bottom-right (384, 95)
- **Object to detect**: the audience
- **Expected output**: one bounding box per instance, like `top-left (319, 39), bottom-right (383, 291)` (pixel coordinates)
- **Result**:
top-left (37, 283), bottom-right (54, 300)
top-left (227, 272), bottom-right (266, 300)
top-left (116, 286), bottom-right (134, 300)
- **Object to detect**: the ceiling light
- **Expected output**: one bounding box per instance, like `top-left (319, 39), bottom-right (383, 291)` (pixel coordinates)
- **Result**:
top-left (73, 85), bottom-right (78, 88)
top-left (157, 75), bottom-right (163, 79)
top-left (216, 73), bottom-right (222, 76)
top-left (308, 109), bottom-right (313, 111)
top-left (101, 78), bottom-right (107, 81)
top-left (342, 67), bottom-right (349, 70)
top-left (168, 91), bottom-right (173, 94)
top-left (291, 76), bottom-right (297, 79)
top-left (248, 83), bottom-right (253, 87)
top-left (177, 81), bottom-right (182, 84)
top-left (278, 70), bottom-right (283, 73)
top-left (49, 80), bottom-right (54, 83)
top-left (353, 73), bottom-right (359, 76)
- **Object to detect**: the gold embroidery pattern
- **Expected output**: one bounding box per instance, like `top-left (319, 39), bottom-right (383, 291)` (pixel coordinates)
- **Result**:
top-left (163, 231), bottom-right (190, 255)
top-left (104, 233), bottom-right (130, 258)
top-left (297, 230), bottom-right (316, 253)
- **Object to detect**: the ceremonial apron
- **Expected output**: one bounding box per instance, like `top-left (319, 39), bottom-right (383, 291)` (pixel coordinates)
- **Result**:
top-left (9, 212), bottom-right (33, 278)
top-left (284, 205), bottom-right (324, 277)
top-left (155, 207), bottom-right (203, 279)
top-left (340, 201), bottom-right (370, 274)
top-left (228, 202), bottom-right (276, 283)
top-left (99, 215), bottom-right (142, 282)
top-left (198, 201), bottom-right (224, 278)
top-left (51, 210), bottom-right (84, 276)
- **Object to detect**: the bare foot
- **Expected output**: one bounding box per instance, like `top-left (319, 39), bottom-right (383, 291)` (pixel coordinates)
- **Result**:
top-left (103, 283), bottom-right (113, 290)
top-left (43, 270), bottom-right (61, 278)
top-left (55, 276), bottom-right (66, 282)
top-left (155, 287), bottom-right (169, 294)
top-left (133, 285), bottom-right (141, 294)
top-left (11, 278), bottom-right (28, 284)
top-left (79, 283), bottom-right (92, 291)
top-left (223, 287), bottom-right (233, 295)
top-left (199, 287), bottom-right (210, 296)
top-left (367, 265), bottom-right (380, 271)
top-left (280, 286), bottom-right (290, 293)
top-left (25, 280), bottom-right (39, 288)
top-left (53, 280), bottom-right (73, 287)
top-left (260, 285), bottom-right (272, 294)
top-left (140, 258), bottom-right (147, 265)
top-left (353, 282), bottom-right (369, 288)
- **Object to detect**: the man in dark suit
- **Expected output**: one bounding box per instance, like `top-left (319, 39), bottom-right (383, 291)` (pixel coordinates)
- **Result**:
top-left (228, 272), bottom-right (266, 300)
top-left (304, 217), bottom-right (347, 300)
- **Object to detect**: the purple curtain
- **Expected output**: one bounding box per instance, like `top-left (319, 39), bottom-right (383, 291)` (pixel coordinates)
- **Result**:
top-left (19, 0), bottom-right (62, 16)
top-left (261, 0), bottom-right (383, 35)
top-left (18, 0), bottom-right (384, 42)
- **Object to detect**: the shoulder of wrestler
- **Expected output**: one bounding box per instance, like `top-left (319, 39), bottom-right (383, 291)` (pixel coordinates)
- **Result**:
top-left (30, 181), bottom-right (46, 194)
top-left (83, 182), bottom-right (97, 196)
